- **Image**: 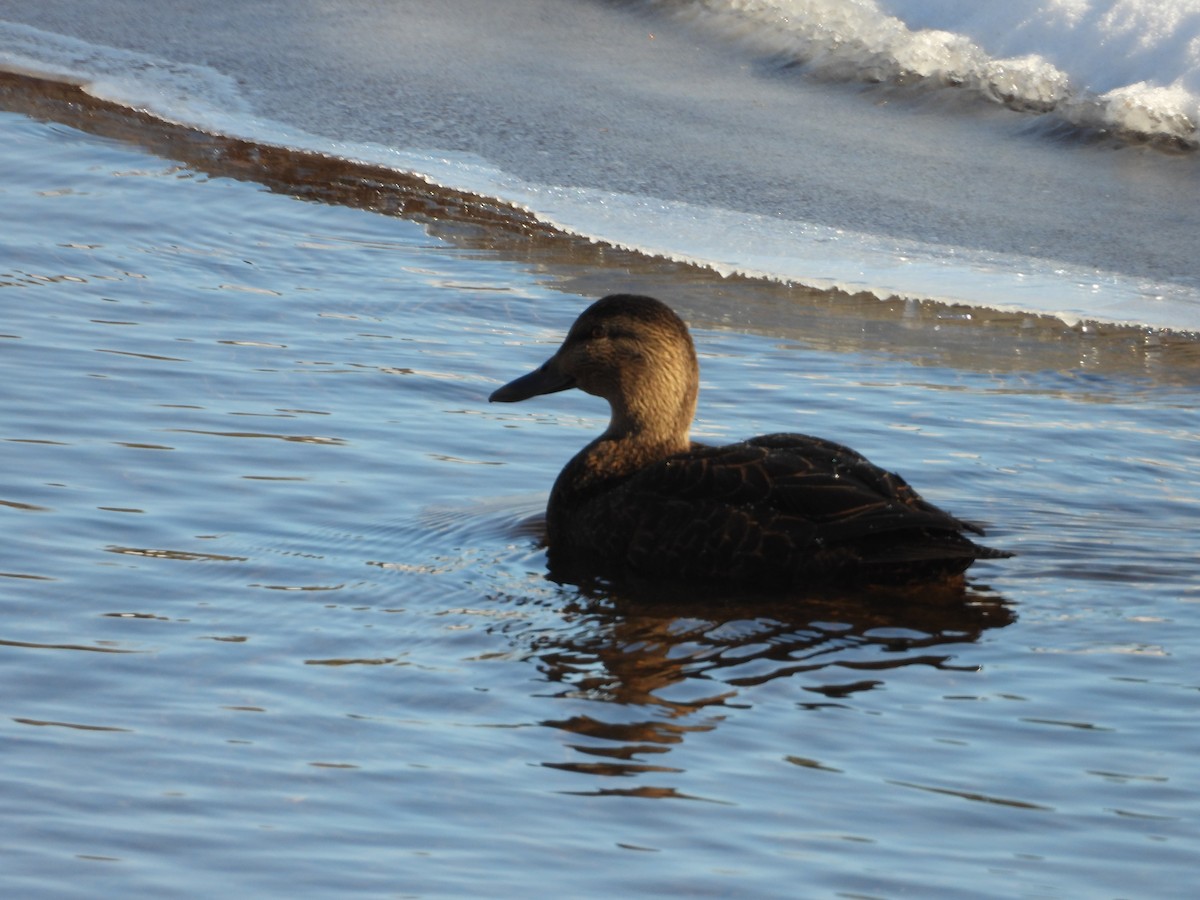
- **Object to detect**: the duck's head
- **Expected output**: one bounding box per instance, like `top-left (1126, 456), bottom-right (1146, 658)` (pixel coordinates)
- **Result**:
top-left (489, 294), bottom-right (699, 445)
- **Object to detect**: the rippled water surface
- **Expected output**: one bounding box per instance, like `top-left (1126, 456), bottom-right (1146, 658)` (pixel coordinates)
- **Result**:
top-left (2, 108), bottom-right (1199, 898)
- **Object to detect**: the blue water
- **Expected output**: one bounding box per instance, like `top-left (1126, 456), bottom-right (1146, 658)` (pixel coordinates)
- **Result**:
top-left (2, 5), bottom-right (1200, 897)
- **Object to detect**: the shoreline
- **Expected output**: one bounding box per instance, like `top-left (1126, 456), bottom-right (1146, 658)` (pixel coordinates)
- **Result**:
top-left (3, 4), bottom-right (1200, 335)
top-left (4, 69), bottom-right (1199, 387)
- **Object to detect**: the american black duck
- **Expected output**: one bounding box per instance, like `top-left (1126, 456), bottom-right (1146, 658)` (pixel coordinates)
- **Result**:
top-left (489, 294), bottom-right (1010, 588)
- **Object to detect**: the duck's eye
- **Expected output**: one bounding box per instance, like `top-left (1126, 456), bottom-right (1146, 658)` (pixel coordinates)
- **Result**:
top-left (583, 323), bottom-right (633, 343)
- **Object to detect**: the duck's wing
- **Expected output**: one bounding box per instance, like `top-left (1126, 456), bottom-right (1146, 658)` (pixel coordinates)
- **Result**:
top-left (592, 433), bottom-right (997, 583)
top-left (745, 433), bottom-right (985, 535)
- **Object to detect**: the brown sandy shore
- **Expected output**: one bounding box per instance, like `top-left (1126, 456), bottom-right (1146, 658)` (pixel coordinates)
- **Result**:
top-left (3, 68), bottom-right (1199, 389)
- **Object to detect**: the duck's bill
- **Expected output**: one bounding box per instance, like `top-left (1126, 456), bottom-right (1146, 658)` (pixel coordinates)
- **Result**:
top-left (489, 359), bottom-right (575, 403)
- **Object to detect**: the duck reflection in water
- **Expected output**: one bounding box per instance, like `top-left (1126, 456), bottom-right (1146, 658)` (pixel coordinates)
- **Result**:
top-left (512, 582), bottom-right (1014, 794)
top-left (490, 294), bottom-right (1011, 592)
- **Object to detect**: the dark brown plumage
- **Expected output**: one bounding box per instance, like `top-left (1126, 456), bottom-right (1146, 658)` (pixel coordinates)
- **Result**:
top-left (489, 294), bottom-right (1009, 588)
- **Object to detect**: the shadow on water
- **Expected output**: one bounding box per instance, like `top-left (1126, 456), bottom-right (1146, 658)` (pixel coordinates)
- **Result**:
top-left (490, 572), bottom-right (1014, 796)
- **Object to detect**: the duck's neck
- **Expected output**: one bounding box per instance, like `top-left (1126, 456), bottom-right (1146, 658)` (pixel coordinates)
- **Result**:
top-left (600, 403), bottom-right (696, 453)
top-left (600, 392), bottom-right (694, 458)
top-left (602, 359), bottom-right (697, 452)
top-left (546, 384), bottom-right (696, 541)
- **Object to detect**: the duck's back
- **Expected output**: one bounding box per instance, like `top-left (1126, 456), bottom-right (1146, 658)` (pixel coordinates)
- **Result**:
top-left (548, 432), bottom-right (1005, 587)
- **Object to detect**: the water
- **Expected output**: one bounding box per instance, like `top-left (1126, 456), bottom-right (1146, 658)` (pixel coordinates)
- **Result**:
top-left (2, 5), bottom-right (1200, 898)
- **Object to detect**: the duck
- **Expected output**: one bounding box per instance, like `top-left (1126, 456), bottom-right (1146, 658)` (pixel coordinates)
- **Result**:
top-left (489, 294), bottom-right (1010, 589)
